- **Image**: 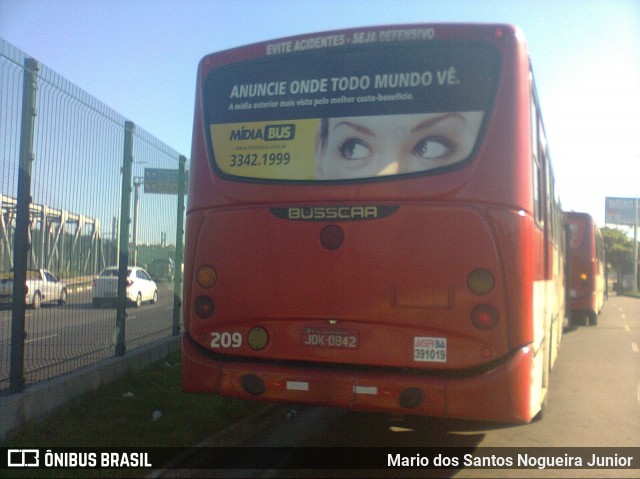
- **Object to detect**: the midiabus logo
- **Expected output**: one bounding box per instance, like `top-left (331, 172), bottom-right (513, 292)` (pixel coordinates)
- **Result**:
top-left (229, 124), bottom-right (296, 141)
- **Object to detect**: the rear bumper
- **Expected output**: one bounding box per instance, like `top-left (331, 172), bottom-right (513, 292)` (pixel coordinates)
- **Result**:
top-left (570, 295), bottom-right (596, 313)
top-left (181, 334), bottom-right (536, 423)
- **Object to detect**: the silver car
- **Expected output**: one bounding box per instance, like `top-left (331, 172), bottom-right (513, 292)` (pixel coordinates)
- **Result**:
top-left (92, 266), bottom-right (158, 308)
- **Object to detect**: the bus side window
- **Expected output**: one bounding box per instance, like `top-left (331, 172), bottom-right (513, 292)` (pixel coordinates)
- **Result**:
top-left (533, 160), bottom-right (543, 226)
top-left (531, 79), bottom-right (544, 228)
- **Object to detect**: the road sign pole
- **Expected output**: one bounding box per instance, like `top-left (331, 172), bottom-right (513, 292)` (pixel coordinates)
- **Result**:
top-left (132, 176), bottom-right (143, 266)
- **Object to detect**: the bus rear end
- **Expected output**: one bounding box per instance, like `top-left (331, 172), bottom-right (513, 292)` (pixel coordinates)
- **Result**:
top-left (565, 212), bottom-right (605, 325)
top-left (182, 24), bottom-right (550, 423)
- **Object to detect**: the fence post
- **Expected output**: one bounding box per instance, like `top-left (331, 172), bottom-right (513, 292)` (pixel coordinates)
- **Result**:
top-left (9, 58), bottom-right (39, 393)
top-left (173, 155), bottom-right (186, 336)
top-left (115, 121), bottom-right (134, 356)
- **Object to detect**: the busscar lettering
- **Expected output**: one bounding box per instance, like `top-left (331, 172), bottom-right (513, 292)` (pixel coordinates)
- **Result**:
top-left (270, 205), bottom-right (399, 222)
top-left (288, 206), bottom-right (378, 220)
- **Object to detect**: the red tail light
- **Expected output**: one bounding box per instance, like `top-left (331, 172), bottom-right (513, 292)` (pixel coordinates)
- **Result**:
top-left (195, 296), bottom-right (215, 318)
top-left (471, 304), bottom-right (499, 331)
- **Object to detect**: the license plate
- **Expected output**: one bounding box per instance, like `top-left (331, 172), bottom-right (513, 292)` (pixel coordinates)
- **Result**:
top-left (414, 336), bottom-right (447, 362)
top-left (302, 328), bottom-right (359, 349)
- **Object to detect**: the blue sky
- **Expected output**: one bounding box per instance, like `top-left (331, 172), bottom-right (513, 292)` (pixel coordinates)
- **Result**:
top-left (2, 0), bottom-right (639, 226)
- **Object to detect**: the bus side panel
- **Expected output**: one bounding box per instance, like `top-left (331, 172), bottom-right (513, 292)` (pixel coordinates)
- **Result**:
top-left (487, 209), bottom-right (536, 350)
top-left (182, 335), bottom-right (222, 393)
top-left (487, 208), bottom-right (554, 420)
top-left (182, 211), bottom-right (204, 333)
top-left (445, 346), bottom-right (533, 422)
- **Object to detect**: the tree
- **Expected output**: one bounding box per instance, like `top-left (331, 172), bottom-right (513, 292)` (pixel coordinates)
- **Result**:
top-left (601, 226), bottom-right (634, 287)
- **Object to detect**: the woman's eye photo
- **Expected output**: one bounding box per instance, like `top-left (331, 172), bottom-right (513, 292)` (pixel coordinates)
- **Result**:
top-left (339, 139), bottom-right (372, 161)
top-left (413, 137), bottom-right (454, 160)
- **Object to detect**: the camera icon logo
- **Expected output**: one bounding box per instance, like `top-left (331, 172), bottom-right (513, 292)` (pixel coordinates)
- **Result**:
top-left (7, 449), bottom-right (40, 467)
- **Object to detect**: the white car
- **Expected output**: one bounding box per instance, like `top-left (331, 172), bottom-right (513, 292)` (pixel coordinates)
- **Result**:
top-left (92, 266), bottom-right (158, 308)
top-left (0, 269), bottom-right (67, 309)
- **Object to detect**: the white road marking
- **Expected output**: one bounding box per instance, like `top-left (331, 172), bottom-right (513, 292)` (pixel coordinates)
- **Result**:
top-left (625, 325), bottom-right (631, 332)
top-left (632, 342), bottom-right (639, 353)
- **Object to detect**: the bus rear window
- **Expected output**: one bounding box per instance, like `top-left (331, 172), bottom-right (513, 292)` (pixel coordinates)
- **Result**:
top-left (567, 218), bottom-right (587, 249)
top-left (204, 42), bottom-right (500, 182)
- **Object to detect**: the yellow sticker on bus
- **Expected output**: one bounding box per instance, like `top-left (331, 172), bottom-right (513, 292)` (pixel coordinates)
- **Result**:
top-left (210, 119), bottom-right (319, 180)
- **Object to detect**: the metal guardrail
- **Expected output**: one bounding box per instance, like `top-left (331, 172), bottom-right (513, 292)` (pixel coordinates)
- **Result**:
top-left (0, 37), bottom-right (186, 395)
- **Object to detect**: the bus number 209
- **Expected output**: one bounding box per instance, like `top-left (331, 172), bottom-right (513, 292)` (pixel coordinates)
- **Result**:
top-left (210, 332), bottom-right (242, 348)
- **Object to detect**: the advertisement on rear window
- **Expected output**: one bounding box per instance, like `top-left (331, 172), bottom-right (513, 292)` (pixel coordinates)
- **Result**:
top-left (205, 40), bottom-right (499, 181)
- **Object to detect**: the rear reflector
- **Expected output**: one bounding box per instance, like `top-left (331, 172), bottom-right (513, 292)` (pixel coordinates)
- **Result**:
top-left (320, 225), bottom-right (344, 250)
top-left (286, 381), bottom-right (309, 391)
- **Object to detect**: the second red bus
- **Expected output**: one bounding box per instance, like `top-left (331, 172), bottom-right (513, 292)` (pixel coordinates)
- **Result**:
top-left (565, 211), bottom-right (606, 326)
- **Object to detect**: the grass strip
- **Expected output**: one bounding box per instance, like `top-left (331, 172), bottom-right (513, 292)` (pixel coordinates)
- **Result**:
top-left (1, 349), bottom-right (260, 477)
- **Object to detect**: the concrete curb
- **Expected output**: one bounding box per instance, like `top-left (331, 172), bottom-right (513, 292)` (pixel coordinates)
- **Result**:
top-left (0, 336), bottom-right (181, 441)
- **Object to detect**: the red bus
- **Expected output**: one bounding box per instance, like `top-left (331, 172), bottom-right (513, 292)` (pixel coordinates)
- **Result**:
top-left (182, 23), bottom-right (566, 423)
top-left (565, 212), bottom-right (605, 326)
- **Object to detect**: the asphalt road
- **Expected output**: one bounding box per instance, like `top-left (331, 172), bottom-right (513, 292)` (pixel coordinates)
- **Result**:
top-left (0, 282), bottom-right (178, 388)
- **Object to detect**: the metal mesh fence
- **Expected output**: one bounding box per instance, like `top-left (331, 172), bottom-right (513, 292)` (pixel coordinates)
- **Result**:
top-left (0, 38), bottom-right (186, 393)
